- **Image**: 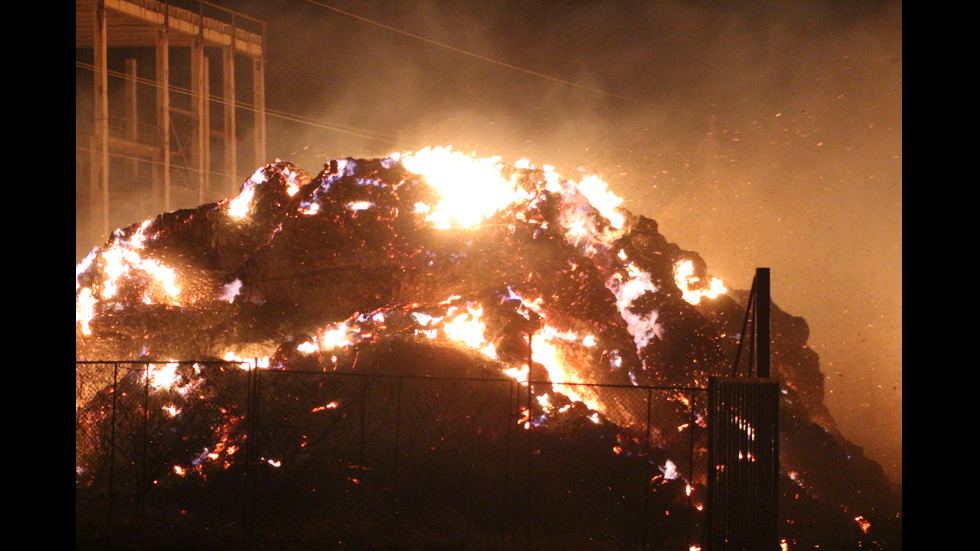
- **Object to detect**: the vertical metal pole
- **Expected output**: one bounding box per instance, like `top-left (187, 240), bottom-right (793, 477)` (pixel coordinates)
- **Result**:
top-left (687, 390), bottom-right (696, 549)
top-left (359, 376), bottom-right (368, 507)
top-left (108, 361), bottom-right (119, 531)
top-left (141, 362), bottom-right (151, 520)
top-left (249, 359), bottom-right (261, 547)
top-left (525, 330), bottom-right (533, 549)
top-left (643, 386), bottom-right (653, 551)
top-left (755, 268), bottom-right (771, 379)
top-left (503, 379), bottom-right (516, 550)
top-left (748, 308), bottom-right (756, 378)
top-left (394, 377), bottom-right (403, 515)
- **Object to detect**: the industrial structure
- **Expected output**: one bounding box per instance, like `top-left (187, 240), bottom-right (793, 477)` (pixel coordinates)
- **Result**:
top-left (75, 0), bottom-right (267, 259)
top-left (706, 268), bottom-right (780, 550)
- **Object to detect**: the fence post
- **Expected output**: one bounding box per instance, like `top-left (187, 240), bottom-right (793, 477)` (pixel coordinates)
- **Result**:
top-left (642, 386), bottom-right (653, 550)
top-left (245, 359), bottom-right (260, 547)
top-left (394, 377), bottom-right (404, 515)
top-left (107, 361), bottom-right (119, 531)
top-left (140, 362), bottom-right (151, 522)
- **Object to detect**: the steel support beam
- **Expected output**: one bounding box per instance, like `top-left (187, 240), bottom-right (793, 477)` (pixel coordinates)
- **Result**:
top-left (192, 39), bottom-right (209, 204)
top-left (223, 47), bottom-right (237, 194)
top-left (253, 56), bottom-right (266, 168)
top-left (156, 30), bottom-right (171, 212)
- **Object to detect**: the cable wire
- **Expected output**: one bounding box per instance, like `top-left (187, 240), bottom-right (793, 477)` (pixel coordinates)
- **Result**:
top-left (303, 0), bottom-right (642, 105)
top-left (76, 60), bottom-right (398, 145)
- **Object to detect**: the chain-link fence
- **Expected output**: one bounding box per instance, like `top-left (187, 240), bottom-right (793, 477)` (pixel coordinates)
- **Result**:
top-left (76, 361), bottom-right (707, 550)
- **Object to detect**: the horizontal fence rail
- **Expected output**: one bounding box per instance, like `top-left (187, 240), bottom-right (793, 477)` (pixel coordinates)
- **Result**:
top-left (76, 361), bottom-right (708, 550)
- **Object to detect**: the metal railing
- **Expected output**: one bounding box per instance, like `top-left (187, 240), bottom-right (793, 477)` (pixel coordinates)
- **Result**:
top-left (76, 361), bottom-right (708, 550)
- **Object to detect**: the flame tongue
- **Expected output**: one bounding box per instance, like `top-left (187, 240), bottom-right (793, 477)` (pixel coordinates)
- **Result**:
top-left (399, 147), bottom-right (529, 229)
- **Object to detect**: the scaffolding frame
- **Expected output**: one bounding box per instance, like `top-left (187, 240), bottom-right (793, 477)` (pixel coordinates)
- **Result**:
top-left (76, 0), bottom-right (266, 248)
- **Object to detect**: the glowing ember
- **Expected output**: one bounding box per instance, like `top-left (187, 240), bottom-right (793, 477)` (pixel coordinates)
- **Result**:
top-left (227, 167), bottom-right (266, 218)
top-left (222, 352), bottom-right (270, 370)
top-left (227, 185), bottom-right (256, 218)
top-left (854, 516), bottom-right (871, 533)
top-left (443, 306), bottom-right (498, 358)
top-left (147, 362), bottom-right (180, 391)
top-left (311, 401), bottom-right (340, 412)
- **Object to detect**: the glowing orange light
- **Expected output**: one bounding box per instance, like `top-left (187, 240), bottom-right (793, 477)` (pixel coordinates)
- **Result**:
top-left (673, 259), bottom-right (726, 305)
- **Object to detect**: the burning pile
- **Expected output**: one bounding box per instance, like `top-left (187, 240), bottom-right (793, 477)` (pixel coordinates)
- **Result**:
top-left (75, 147), bottom-right (900, 549)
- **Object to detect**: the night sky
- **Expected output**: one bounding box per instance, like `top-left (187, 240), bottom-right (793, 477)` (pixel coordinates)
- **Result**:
top-left (82, 0), bottom-right (902, 484)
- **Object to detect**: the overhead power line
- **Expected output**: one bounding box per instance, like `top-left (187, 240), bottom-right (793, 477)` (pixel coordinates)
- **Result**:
top-left (303, 0), bottom-right (642, 105)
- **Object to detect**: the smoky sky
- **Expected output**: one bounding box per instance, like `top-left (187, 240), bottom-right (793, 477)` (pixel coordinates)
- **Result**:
top-left (84, 0), bottom-right (902, 484)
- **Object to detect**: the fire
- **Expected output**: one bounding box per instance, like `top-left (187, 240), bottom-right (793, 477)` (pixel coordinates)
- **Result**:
top-left (854, 515), bottom-right (871, 533)
top-left (76, 146), bottom-right (639, 348)
top-left (227, 183), bottom-right (256, 218)
top-left (318, 323), bottom-right (355, 350)
top-left (99, 236), bottom-right (181, 304)
top-left (228, 164), bottom-right (308, 218)
top-left (399, 146), bottom-right (530, 229)
top-left (75, 219), bottom-right (190, 336)
top-left (221, 352), bottom-right (270, 370)
top-left (228, 168), bottom-right (265, 218)
top-left (76, 287), bottom-right (96, 336)
top-left (576, 174), bottom-right (625, 229)
top-left (73, 144), bottom-right (902, 550)
top-left (147, 361), bottom-right (181, 390)
top-left (673, 259), bottom-right (727, 305)
top-left (442, 305), bottom-right (497, 359)
top-left (77, 146), bottom-right (715, 438)
top-left (532, 326), bottom-right (599, 409)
